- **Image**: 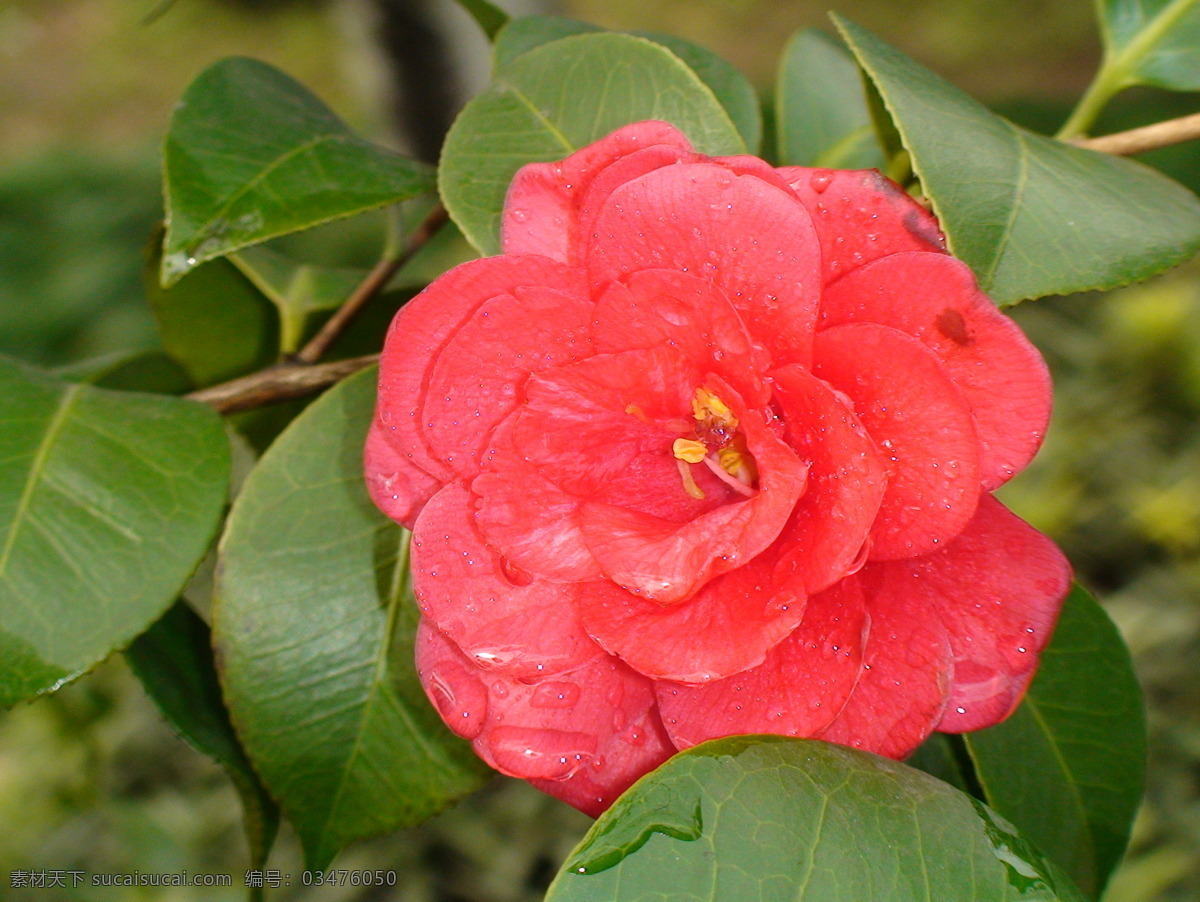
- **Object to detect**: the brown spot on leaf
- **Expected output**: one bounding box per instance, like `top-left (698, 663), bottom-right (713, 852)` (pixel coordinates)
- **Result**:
top-left (936, 307), bottom-right (972, 345)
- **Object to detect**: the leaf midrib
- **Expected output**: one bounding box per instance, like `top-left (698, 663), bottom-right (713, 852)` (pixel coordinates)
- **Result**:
top-left (1009, 694), bottom-right (1096, 878)
top-left (312, 527), bottom-right (452, 862)
top-left (0, 383), bottom-right (82, 581)
top-left (977, 120), bottom-right (1031, 289)
top-left (173, 132), bottom-right (344, 253)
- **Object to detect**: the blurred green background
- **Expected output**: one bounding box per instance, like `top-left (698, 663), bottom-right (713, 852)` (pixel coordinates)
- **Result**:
top-left (1, 0), bottom-right (1198, 899)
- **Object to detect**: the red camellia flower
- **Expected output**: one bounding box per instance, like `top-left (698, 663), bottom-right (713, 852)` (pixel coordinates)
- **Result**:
top-left (365, 121), bottom-right (1071, 816)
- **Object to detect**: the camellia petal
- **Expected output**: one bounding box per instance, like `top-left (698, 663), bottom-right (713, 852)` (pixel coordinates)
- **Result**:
top-left (472, 346), bottom-right (700, 582)
top-left (422, 285), bottom-right (594, 479)
top-left (586, 162), bottom-right (822, 367)
top-left (817, 572), bottom-right (954, 759)
top-left (869, 496), bottom-right (1071, 732)
top-left (578, 543), bottom-right (808, 683)
top-left (363, 418), bottom-right (442, 529)
top-left (411, 483), bottom-right (603, 680)
top-left (778, 166), bottom-right (946, 285)
top-left (416, 622), bottom-right (675, 817)
top-left (813, 323), bottom-right (982, 559)
top-left (573, 143), bottom-right (698, 256)
top-left (373, 255), bottom-right (586, 523)
top-left (654, 577), bottom-right (867, 745)
top-left (769, 363), bottom-right (887, 593)
top-left (502, 120), bottom-right (695, 262)
top-left (820, 251), bottom-right (1051, 490)
top-left (591, 268), bottom-right (770, 405)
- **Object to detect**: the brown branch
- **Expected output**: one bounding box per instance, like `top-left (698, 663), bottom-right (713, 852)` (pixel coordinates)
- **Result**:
top-left (1073, 111), bottom-right (1200, 156)
top-left (188, 203), bottom-right (449, 415)
top-left (294, 204), bottom-right (448, 365)
top-left (187, 354), bottom-right (380, 415)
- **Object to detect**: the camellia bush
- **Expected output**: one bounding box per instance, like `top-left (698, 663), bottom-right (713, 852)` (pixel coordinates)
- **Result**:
top-left (9, 0), bottom-right (1200, 897)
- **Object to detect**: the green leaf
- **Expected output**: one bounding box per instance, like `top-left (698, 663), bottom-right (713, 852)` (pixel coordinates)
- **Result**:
top-left (834, 15), bottom-right (1200, 304)
top-left (905, 732), bottom-right (974, 795)
top-left (230, 246), bottom-right (367, 355)
top-left (440, 32), bottom-right (746, 256)
top-left (634, 31), bottom-right (762, 154)
top-left (0, 356), bottom-right (230, 708)
top-left (453, 0), bottom-right (510, 40)
top-left (162, 57), bottom-right (434, 285)
top-left (775, 28), bottom-right (886, 170)
top-left (546, 736), bottom-right (1086, 901)
top-left (213, 366), bottom-right (490, 869)
top-left (495, 19), bottom-right (761, 153)
top-left (1099, 0), bottom-right (1200, 91)
top-left (493, 16), bottom-right (602, 72)
top-left (146, 236), bottom-right (278, 388)
top-left (126, 601), bottom-right (279, 868)
top-left (55, 351), bottom-right (192, 395)
top-left (964, 585), bottom-right (1145, 899)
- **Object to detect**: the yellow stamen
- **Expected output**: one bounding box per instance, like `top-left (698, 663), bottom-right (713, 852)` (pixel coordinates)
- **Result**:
top-left (625, 404), bottom-right (650, 423)
top-left (692, 387), bottom-right (736, 426)
top-left (672, 438), bottom-right (708, 464)
top-left (718, 443), bottom-right (758, 484)
top-left (675, 458), bottom-right (706, 500)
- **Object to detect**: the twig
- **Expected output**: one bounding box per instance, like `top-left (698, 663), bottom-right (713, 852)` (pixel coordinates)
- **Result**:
top-left (187, 354), bottom-right (380, 414)
top-left (294, 204), bottom-right (448, 364)
top-left (188, 203), bottom-right (448, 414)
top-left (1072, 111), bottom-right (1200, 156)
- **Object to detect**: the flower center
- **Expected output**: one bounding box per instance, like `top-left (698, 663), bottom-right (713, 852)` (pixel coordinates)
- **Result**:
top-left (671, 387), bottom-right (759, 500)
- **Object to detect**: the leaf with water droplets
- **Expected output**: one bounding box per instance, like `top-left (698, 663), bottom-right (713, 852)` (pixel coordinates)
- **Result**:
top-left (547, 735), bottom-right (1086, 901)
top-left (213, 366), bottom-right (489, 869)
top-left (963, 584), bottom-right (1145, 899)
top-left (162, 57), bottom-right (434, 285)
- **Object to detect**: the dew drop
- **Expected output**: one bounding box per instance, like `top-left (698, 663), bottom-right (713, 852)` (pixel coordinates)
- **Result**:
top-left (809, 171), bottom-right (834, 194)
top-left (530, 681), bottom-right (581, 709)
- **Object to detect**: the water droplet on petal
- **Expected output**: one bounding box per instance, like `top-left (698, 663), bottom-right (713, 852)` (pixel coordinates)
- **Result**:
top-left (809, 171), bottom-right (834, 194)
top-left (530, 681), bottom-right (581, 709)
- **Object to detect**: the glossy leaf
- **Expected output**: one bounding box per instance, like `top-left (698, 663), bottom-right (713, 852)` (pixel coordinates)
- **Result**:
top-left (453, 0), bottom-right (510, 40)
top-left (492, 15), bottom-right (600, 71)
top-left (230, 246), bottom-right (367, 355)
top-left (213, 366), bottom-right (490, 869)
top-left (146, 238), bottom-right (278, 388)
top-left (635, 31), bottom-right (762, 153)
top-left (964, 584), bottom-right (1145, 899)
top-left (1099, 0), bottom-right (1200, 91)
top-left (440, 32), bottom-right (745, 255)
top-left (491, 18), bottom-right (760, 151)
top-left (546, 736), bottom-right (1086, 901)
top-left (0, 356), bottom-right (229, 708)
top-left (126, 601), bottom-right (279, 868)
top-left (775, 28), bottom-right (886, 170)
top-left (162, 57), bottom-right (434, 284)
top-left (835, 15), bottom-right (1200, 304)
